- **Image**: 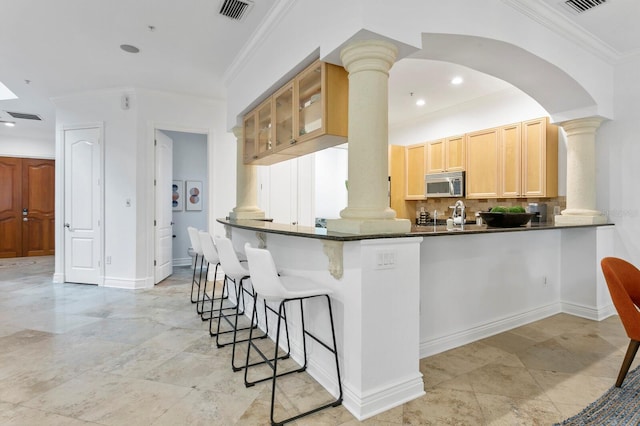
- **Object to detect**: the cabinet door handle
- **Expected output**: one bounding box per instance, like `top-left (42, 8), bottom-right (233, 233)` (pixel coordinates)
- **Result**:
top-left (289, 139), bottom-right (297, 145)
top-left (253, 155), bottom-right (258, 159)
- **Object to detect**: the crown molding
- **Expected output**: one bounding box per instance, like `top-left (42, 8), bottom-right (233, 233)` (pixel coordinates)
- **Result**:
top-left (223, 0), bottom-right (298, 86)
top-left (501, 0), bottom-right (622, 64)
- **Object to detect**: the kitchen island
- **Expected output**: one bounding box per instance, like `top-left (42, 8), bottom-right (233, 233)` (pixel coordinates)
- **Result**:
top-left (218, 218), bottom-right (614, 420)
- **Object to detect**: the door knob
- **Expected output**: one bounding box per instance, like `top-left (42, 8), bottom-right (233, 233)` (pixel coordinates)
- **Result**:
top-left (64, 223), bottom-right (71, 228)
top-left (23, 217), bottom-right (28, 222)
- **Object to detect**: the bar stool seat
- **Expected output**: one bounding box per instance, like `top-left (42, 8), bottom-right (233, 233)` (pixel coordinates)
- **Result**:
top-left (213, 235), bottom-right (269, 371)
top-left (198, 231), bottom-right (239, 324)
top-left (243, 242), bottom-right (342, 426)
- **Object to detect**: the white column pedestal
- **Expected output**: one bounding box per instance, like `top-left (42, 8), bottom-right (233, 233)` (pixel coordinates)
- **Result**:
top-left (327, 39), bottom-right (410, 235)
top-left (555, 117), bottom-right (607, 226)
top-left (229, 126), bottom-right (265, 220)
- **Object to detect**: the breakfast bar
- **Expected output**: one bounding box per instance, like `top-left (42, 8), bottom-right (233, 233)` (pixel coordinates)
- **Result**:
top-left (219, 218), bottom-right (614, 420)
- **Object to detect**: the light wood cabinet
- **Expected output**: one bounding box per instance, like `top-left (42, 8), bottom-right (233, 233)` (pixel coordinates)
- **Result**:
top-left (445, 135), bottom-right (465, 171)
top-left (426, 139), bottom-right (445, 174)
top-left (426, 136), bottom-right (465, 174)
top-left (466, 128), bottom-right (500, 198)
top-left (389, 145), bottom-right (409, 219)
top-left (467, 117), bottom-right (558, 199)
top-left (244, 60), bottom-right (348, 165)
top-left (405, 143), bottom-right (426, 199)
top-left (522, 117), bottom-right (558, 198)
top-left (500, 123), bottom-right (521, 198)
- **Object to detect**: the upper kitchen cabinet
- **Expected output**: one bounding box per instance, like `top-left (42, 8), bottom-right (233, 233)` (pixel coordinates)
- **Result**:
top-left (500, 123), bottom-right (522, 198)
top-left (467, 117), bottom-right (558, 199)
top-left (466, 128), bottom-right (500, 198)
top-left (243, 60), bottom-right (348, 165)
top-left (426, 135), bottom-right (465, 174)
top-left (243, 110), bottom-right (257, 163)
top-left (405, 142), bottom-right (427, 199)
top-left (244, 97), bottom-right (295, 165)
top-left (521, 117), bottom-right (558, 198)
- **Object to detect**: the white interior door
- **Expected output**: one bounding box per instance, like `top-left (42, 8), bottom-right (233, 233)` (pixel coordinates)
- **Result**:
top-left (155, 130), bottom-right (173, 283)
top-left (64, 127), bottom-right (102, 284)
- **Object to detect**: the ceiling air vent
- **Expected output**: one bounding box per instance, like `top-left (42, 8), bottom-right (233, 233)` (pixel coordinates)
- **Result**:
top-left (219, 0), bottom-right (254, 21)
top-left (563, 0), bottom-right (607, 13)
top-left (5, 111), bottom-right (42, 121)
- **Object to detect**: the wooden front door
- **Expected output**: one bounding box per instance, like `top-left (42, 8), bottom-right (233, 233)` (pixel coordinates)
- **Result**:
top-left (22, 159), bottom-right (55, 256)
top-left (0, 157), bottom-right (54, 258)
top-left (0, 157), bottom-right (22, 258)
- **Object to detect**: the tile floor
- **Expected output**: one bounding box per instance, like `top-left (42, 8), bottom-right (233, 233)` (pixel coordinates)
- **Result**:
top-left (0, 256), bottom-right (633, 425)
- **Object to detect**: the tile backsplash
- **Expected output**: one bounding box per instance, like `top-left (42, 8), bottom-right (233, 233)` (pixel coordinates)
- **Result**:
top-left (410, 197), bottom-right (565, 223)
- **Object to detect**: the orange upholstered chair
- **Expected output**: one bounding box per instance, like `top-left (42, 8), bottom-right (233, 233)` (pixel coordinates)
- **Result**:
top-left (601, 257), bottom-right (640, 387)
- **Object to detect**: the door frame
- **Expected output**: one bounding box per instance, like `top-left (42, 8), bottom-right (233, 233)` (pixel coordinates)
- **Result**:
top-left (54, 122), bottom-right (105, 285)
top-left (147, 122), bottom-right (210, 286)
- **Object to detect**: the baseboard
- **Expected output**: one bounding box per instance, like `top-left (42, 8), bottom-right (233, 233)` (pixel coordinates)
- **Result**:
top-left (341, 375), bottom-right (425, 421)
top-left (420, 303), bottom-right (562, 358)
top-left (173, 257), bottom-right (192, 267)
top-left (103, 276), bottom-right (153, 289)
top-left (561, 301), bottom-right (617, 321)
top-left (52, 273), bottom-right (65, 283)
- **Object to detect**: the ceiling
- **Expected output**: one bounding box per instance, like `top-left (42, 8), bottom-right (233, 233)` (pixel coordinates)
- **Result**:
top-left (0, 0), bottom-right (637, 143)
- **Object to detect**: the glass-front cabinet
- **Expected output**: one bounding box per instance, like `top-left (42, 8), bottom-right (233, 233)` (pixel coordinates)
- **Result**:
top-left (243, 112), bottom-right (256, 163)
top-left (242, 59), bottom-right (348, 165)
top-left (297, 62), bottom-right (323, 139)
top-left (256, 99), bottom-right (272, 157)
top-left (273, 82), bottom-right (294, 152)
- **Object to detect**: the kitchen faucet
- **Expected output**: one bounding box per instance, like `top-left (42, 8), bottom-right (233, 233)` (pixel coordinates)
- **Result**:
top-left (452, 200), bottom-right (465, 230)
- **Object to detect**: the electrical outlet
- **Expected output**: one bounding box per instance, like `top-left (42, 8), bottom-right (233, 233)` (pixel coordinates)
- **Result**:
top-left (106, 256), bottom-right (112, 265)
top-left (374, 250), bottom-right (396, 270)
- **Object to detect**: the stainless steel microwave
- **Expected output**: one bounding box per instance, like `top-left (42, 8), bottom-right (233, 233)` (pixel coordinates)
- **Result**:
top-left (425, 171), bottom-right (465, 198)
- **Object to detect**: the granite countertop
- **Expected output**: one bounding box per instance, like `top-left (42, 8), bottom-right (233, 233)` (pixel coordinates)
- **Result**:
top-left (218, 218), bottom-right (614, 242)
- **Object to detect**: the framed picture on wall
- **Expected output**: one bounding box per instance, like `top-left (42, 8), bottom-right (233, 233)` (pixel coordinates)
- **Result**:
top-left (186, 180), bottom-right (203, 211)
top-left (172, 180), bottom-right (183, 211)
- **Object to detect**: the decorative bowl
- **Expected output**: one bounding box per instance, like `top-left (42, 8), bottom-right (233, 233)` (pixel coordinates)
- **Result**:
top-left (479, 212), bottom-right (535, 228)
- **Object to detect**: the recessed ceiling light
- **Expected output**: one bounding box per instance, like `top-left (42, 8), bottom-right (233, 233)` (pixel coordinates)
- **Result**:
top-left (451, 76), bottom-right (463, 85)
top-left (0, 81), bottom-right (18, 101)
top-left (1, 121), bottom-right (16, 127)
top-left (415, 99), bottom-right (426, 106)
top-left (120, 44), bottom-right (140, 54)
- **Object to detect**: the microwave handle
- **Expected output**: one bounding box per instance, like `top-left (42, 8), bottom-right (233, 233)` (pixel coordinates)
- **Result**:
top-left (449, 178), bottom-right (454, 195)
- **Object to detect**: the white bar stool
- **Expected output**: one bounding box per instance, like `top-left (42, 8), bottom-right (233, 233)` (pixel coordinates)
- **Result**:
top-left (213, 235), bottom-right (268, 371)
top-left (186, 227), bottom-right (206, 308)
top-left (243, 243), bottom-right (343, 425)
top-left (197, 231), bottom-right (238, 324)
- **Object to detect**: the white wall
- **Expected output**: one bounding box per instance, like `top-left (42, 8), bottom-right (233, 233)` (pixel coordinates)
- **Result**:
top-left (599, 54), bottom-right (640, 264)
top-left (55, 90), bottom-right (138, 285)
top-left (226, 0), bottom-right (613, 128)
top-left (0, 136), bottom-right (55, 159)
top-left (54, 88), bottom-right (235, 288)
top-left (161, 130), bottom-right (208, 266)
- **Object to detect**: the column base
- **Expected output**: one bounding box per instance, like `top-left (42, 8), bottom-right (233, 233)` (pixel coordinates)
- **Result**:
top-left (554, 214), bottom-right (607, 225)
top-left (229, 209), bottom-right (265, 220)
top-left (326, 218), bottom-right (411, 234)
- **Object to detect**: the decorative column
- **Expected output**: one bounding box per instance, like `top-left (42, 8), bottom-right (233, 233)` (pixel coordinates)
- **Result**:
top-left (555, 117), bottom-right (607, 225)
top-left (327, 40), bottom-right (411, 234)
top-left (229, 126), bottom-right (265, 220)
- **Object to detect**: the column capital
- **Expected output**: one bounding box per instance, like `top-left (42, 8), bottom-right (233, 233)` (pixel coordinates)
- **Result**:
top-left (232, 125), bottom-right (243, 140)
top-left (340, 40), bottom-right (398, 76)
top-left (559, 116), bottom-right (605, 136)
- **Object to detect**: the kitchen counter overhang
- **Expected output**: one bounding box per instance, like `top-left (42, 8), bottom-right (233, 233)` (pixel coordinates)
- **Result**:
top-left (218, 217), bottom-right (613, 240)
